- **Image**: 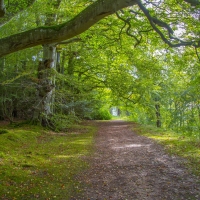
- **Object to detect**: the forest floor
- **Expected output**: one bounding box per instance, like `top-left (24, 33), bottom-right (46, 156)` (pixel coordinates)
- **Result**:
top-left (72, 120), bottom-right (200, 200)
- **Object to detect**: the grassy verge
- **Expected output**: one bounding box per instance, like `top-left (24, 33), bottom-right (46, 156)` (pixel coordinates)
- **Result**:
top-left (132, 124), bottom-right (200, 176)
top-left (0, 123), bottom-right (95, 199)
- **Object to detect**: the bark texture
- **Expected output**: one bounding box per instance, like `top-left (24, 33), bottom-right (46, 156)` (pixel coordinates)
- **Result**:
top-left (32, 44), bottom-right (56, 126)
top-left (31, 0), bottom-right (61, 127)
top-left (0, 0), bottom-right (137, 57)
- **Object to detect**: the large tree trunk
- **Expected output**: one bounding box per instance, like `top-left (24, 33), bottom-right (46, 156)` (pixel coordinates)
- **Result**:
top-left (32, 0), bottom-right (61, 127)
top-left (32, 44), bottom-right (56, 127)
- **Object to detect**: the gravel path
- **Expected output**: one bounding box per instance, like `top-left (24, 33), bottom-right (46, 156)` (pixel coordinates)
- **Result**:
top-left (72, 120), bottom-right (200, 200)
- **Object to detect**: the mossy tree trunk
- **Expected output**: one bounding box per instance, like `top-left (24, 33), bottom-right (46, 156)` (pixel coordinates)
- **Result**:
top-left (32, 0), bottom-right (61, 128)
top-left (32, 44), bottom-right (56, 127)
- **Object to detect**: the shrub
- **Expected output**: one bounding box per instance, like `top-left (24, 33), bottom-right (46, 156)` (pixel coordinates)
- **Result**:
top-left (0, 129), bottom-right (9, 134)
top-left (91, 108), bottom-right (112, 120)
top-left (51, 114), bottom-right (80, 131)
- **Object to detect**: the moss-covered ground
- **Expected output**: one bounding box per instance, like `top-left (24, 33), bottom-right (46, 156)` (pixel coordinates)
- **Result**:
top-left (0, 123), bottom-right (95, 199)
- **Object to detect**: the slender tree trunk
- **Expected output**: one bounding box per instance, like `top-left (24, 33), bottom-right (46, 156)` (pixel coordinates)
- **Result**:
top-left (67, 51), bottom-right (76, 115)
top-left (155, 103), bottom-right (161, 127)
top-left (154, 96), bottom-right (161, 128)
top-left (197, 103), bottom-right (200, 131)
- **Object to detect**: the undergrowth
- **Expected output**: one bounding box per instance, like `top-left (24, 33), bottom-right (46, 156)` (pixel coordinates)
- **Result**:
top-left (132, 124), bottom-right (200, 177)
top-left (0, 123), bottom-right (95, 199)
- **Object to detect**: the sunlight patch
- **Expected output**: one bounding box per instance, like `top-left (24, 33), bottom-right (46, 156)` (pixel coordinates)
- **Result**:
top-left (56, 155), bottom-right (75, 158)
top-left (113, 144), bottom-right (151, 149)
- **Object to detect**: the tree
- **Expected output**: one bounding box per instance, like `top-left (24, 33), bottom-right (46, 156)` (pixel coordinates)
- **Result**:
top-left (0, 0), bottom-right (200, 131)
top-left (0, 0), bottom-right (199, 57)
top-left (31, 0), bottom-right (62, 127)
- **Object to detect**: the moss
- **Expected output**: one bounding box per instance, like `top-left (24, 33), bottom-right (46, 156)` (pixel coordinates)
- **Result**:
top-left (0, 123), bottom-right (95, 199)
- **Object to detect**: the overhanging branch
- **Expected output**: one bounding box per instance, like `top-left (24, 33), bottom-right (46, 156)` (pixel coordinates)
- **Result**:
top-left (116, 11), bottom-right (142, 47)
top-left (136, 0), bottom-right (200, 48)
top-left (0, 0), bottom-right (137, 57)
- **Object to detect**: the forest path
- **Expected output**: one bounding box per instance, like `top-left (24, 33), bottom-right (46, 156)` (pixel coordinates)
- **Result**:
top-left (72, 120), bottom-right (200, 200)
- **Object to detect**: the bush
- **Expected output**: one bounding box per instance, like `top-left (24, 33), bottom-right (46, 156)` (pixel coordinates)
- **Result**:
top-left (0, 129), bottom-right (9, 134)
top-left (91, 108), bottom-right (112, 120)
top-left (51, 114), bottom-right (80, 131)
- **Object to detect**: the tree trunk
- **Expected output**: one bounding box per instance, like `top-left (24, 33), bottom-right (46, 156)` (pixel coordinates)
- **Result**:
top-left (155, 103), bottom-right (161, 128)
top-left (32, 44), bottom-right (56, 127)
top-left (32, 0), bottom-right (61, 127)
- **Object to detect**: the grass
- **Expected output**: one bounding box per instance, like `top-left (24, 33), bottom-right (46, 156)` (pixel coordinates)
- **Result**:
top-left (132, 124), bottom-right (200, 177)
top-left (111, 116), bottom-right (129, 120)
top-left (0, 123), bottom-right (95, 199)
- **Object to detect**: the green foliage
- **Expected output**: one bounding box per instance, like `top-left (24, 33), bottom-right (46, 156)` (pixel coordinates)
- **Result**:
top-left (91, 108), bottom-right (112, 120)
top-left (0, 124), bottom-right (95, 199)
top-left (51, 114), bottom-right (80, 131)
top-left (0, 129), bottom-right (8, 134)
top-left (0, 0), bottom-right (199, 137)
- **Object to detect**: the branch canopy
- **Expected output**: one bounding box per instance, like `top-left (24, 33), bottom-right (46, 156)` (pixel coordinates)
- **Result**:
top-left (0, 0), bottom-right (137, 57)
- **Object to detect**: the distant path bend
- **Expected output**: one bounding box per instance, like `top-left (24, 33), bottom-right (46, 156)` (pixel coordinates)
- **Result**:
top-left (73, 120), bottom-right (200, 200)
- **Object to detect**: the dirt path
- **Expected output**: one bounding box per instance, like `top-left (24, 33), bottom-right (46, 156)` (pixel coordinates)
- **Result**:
top-left (72, 120), bottom-right (200, 200)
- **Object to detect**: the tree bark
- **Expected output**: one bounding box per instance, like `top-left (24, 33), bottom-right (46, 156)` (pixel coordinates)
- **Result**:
top-left (32, 44), bottom-right (56, 127)
top-left (0, 0), bottom-right (137, 57)
top-left (31, 0), bottom-right (62, 127)
top-left (155, 103), bottom-right (161, 128)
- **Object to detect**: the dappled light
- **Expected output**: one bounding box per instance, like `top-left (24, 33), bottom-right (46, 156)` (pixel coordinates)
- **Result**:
top-left (113, 143), bottom-right (151, 149)
top-left (0, 0), bottom-right (200, 199)
top-left (0, 124), bottom-right (94, 199)
top-left (56, 155), bottom-right (75, 159)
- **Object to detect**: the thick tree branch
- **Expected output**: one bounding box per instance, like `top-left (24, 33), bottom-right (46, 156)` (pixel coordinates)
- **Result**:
top-left (116, 11), bottom-right (153, 48)
top-left (116, 11), bottom-right (141, 47)
top-left (136, 0), bottom-right (200, 48)
top-left (0, 0), bottom-right (137, 57)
